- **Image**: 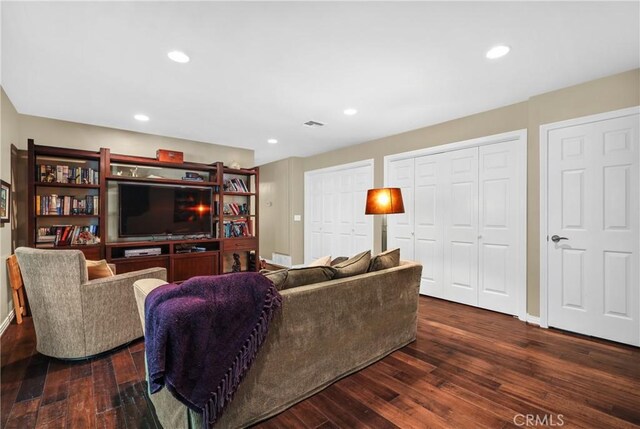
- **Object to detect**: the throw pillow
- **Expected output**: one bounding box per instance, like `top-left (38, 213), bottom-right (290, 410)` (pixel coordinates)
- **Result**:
top-left (332, 250), bottom-right (371, 279)
top-left (282, 266), bottom-right (335, 290)
top-left (86, 259), bottom-right (115, 280)
top-left (263, 269), bottom-right (289, 291)
top-left (368, 248), bottom-right (400, 272)
top-left (308, 255), bottom-right (331, 267)
top-left (330, 256), bottom-right (348, 266)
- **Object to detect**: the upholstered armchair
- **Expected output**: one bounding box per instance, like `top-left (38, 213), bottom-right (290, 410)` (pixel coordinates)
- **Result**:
top-left (15, 247), bottom-right (167, 359)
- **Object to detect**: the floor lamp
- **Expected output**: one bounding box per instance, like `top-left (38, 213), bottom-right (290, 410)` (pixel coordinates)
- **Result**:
top-left (365, 187), bottom-right (405, 252)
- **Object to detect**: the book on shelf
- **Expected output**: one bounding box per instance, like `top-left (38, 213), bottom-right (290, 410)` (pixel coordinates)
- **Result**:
top-left (223, 178), bottom-right (249, 193)
top-left (219, 219), bottom-right (252, 238)
top-left (36, 224), bottom-right (99, 246)
top-left (223, 202), bottom-right (248, 216)
top-left (35, 195), bottom-right (99, 215)
top-left (36, 164), bottom-right (99, 185)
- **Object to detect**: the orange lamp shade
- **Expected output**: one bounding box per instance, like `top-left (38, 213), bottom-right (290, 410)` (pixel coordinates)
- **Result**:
top-left (365, 188), bottom-right (405, 215)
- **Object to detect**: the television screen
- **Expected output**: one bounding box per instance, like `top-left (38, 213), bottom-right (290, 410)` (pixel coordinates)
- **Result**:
top-left (119, 183), bottom-right (212, 237)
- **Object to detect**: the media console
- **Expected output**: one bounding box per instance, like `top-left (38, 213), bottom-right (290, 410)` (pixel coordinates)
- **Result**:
top-left (106, 239), bottom-right (221, 283)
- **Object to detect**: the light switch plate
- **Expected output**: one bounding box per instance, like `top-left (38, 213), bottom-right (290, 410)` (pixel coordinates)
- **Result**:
top-left (293, 215), bottom-right (302, 222)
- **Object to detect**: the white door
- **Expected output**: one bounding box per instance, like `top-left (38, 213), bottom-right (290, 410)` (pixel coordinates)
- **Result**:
top-left (442, 147), bottom-right (479, 306)
top-left (305, 161), bottom-right (374, 264)
top-left (308, 174), bottom-right (324, 261)
top-left (387, 158), bottom-right (415, 260)
top-left (478, 142), bottom-right (521, 315)
top-left (547, 113), bottom-right (639, 346)
top-left (321, 174), bottom-right (339, 258)
top-left (352, 166), bottom-right (374, 254)
top-left (414, 154), bottom-right (445, 297)
top-left (337, 171), bottom-right (355, 255)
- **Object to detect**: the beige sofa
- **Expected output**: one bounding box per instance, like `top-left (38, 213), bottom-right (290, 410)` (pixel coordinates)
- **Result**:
top-left (134, 260), bottom-right (422, 428)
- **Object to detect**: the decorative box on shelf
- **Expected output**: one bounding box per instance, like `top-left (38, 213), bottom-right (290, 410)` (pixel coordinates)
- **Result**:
top-left (156, 149), bottom-right (184, 163)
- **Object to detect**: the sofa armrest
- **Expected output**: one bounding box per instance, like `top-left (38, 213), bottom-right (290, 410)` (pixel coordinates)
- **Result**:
top-left (84, 267), bottom-right (167, 288)
top-left (133, 278), bottom-right (169, 333)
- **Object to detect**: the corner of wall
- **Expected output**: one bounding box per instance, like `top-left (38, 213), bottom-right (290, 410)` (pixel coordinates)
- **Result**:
top-left (1, 87), bottom-right (20, 327)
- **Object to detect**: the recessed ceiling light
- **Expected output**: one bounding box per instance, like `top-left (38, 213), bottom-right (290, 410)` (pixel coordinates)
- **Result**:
top-left (267, 138), bottom-right (278, 144)
top-left (167, 50), bottom-right (190, 63)
top-left (343, 108), bottom-right (358, 116)
top-left (134, 114), bottom-right (149, 122)
top-left (486, 45), bottom-right (510, 59)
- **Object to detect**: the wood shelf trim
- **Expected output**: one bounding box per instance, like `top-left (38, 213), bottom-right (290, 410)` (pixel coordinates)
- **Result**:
top-left (35, 182), bottom-right (100, 189)
top-left (106, 238), bottom-right (219, 248)
top-left (34, 146), bottom-right (100, 160)
top-left (35, 244), bottom-right (101, 249)
top-left (223, 191), bottom-right (256, 196)
top-left (109, 153), bottom-right (219, 171)
top-left (108, 255), bottom-right (171, 263)
top-left (106, 175), bottom-right (219, 187)
top-left (223, 167), bottom-right (258, 175)
top-left (36, 214), bottom-right (99, 218)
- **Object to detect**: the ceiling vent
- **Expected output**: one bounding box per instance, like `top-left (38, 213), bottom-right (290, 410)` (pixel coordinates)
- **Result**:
top-left (303, 120), bottom-right (325, 128)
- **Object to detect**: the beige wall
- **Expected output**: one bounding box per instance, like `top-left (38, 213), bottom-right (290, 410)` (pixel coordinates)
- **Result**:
top-left (1, 88), bottom-right (20, 328)
top-left (17, 115), bottom-right (254, 167)
top-left (261, 68), bottom-right (640, 317)
top-left (259, 157), bottom-right (304, 265)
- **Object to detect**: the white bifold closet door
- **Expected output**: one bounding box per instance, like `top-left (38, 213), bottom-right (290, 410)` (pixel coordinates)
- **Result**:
top-left (305, 163), bottom-right (373, 264)
top-left (388, 141), bottom-right (521, 316)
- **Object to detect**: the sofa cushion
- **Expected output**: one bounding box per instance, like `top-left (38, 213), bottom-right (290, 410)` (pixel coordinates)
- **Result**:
top-left (282, 266), bottom-right (335, 290)
top-left (263, 269), bottom-right (289, 291)
top-left (332, 250), bottom-right (371, 279)
top-left (368, 248), bottom-right (401, 272)
top-left (86, 259), bottom-right (114, 280)
top-left (308, 255), bottom-right (331, 267)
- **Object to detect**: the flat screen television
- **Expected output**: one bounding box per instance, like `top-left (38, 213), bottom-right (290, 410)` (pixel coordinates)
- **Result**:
top-left (119, 183), bottom-right (212, 237)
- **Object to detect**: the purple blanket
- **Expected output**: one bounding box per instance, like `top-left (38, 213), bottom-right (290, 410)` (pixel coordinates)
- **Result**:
top-left (144, 272), bottom-right (282, 427)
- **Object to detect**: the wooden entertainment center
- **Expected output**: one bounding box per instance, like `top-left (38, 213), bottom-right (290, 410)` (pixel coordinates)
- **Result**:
top-left (27, 140), bottom-right (259, 281)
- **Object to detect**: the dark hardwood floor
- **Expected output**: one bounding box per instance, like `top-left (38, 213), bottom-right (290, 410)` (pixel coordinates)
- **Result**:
top-left (2, 297), bottom-right (639, 429)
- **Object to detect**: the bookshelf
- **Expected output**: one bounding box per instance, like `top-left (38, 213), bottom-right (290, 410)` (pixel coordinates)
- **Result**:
top-left (28, 140), bottom-right (260, 280)
top-left (219, 166), bottom-right (259, 273)
top-left (28, 140), bottom-right (104, 260)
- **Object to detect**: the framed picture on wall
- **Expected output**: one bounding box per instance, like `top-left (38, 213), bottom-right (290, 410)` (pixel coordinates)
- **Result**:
top-left (0, 180), bottom-right (10, 224)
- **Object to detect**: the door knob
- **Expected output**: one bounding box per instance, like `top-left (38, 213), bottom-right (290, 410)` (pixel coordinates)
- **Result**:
top-left (551, 235), bottom-right (568, 243)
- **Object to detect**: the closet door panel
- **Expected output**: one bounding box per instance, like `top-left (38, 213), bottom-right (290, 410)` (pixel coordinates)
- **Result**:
top-left (321, 174), bottom-right (339, 258)
top-left (388, 158), bottom-right (415, 260)
top-left (309, 175), bottom-right (324, 261)
top-left (442, 147), bottom-right (479, 306)
top-left (414, 154), bottom-right (444, 297)
top-left (478, 142), bottom-right (519, 315)
top-left (353, 166), bottom-right (374, 255)
top-left (337, 172), bottom-right (355, 256)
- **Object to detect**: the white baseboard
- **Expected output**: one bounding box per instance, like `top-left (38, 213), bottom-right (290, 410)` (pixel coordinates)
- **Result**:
top-left (526, 314), bottom-right (541, 326)
top-left (0, 309), bottom-right (15, 336)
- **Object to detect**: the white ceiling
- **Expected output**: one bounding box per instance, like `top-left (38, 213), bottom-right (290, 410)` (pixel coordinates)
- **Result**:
top-left (2, 2), bottom-right (639, 165)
